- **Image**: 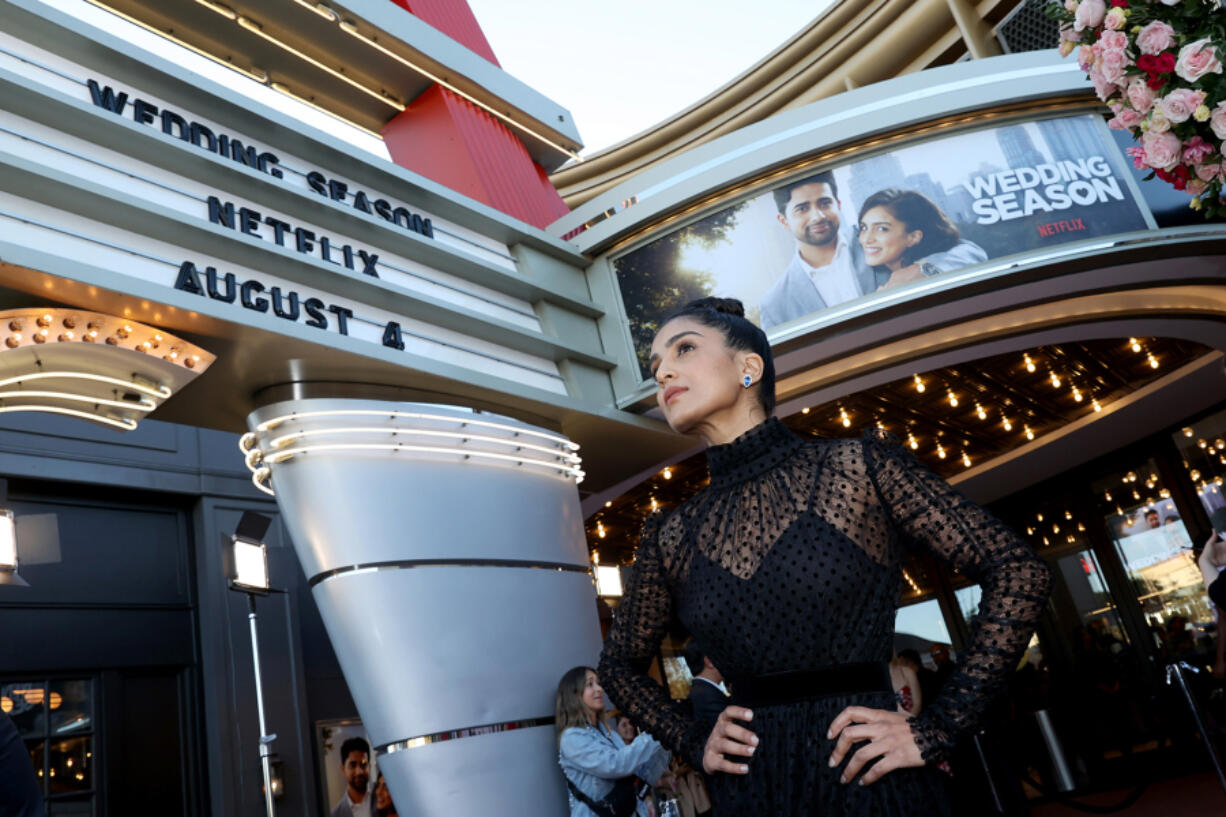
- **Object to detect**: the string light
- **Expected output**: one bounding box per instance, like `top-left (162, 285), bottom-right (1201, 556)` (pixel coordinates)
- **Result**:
top-left (1129, 337), bottom-right (1142, 353)
top-left (1049, 370), bottom-right (1061, 388)
top-left (1065, 510), bottom-right (1073, 519)
top-left (1183, 427), bottom-right (1195, 437)
top-left (1147, 352), bottom-right (1159, 369)
top-left (1024, 424), bottom-right (1035, 440)
top-left (902, 570), bottom-right (921, 593)
top-left (1071, 385), bottom-right (1083, 402)
top-left (801, 407), bottom-right (810, 414)
top-left (662, 467), bottom-right (672, 480)
top-left (650, 497), bottom-right (659, 512)
top-left (975, 403), bottom-right (987, 420)
top-left (1037, 512), bottom-right (1044, 522)
top-left (947, 389), bottom-right (958, 408)
top-left (839, 407), bottom-right (852, 428)
top-left (913, 374), bottom-right (926, 393)
top-left (1001, 411), bottom-right (1013, 432)
top-left (936, 442), bottom-right (947, 459)
top-left (1104, 490), bottom-right (1112, 501)
top-left (1024, 353), bottom-right (1036, 373)
top-left (907, 432), bottom-right (919, 450)
top-left (596, 522), bottom-right (606, 539)
top-left (961, 451), bottom-right (972, 468)
top-left (1092, 398), bottom-right (1102, 413)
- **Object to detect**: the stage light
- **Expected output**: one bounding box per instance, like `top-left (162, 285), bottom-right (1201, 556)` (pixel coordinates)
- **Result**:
top-left (0, 509), bottom-right (27, 587)
top-left (594, 565), bottom-right (623, 599)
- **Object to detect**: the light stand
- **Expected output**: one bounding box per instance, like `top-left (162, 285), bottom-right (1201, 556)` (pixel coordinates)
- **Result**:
top-left (225, 511), bottom-right (281, 817)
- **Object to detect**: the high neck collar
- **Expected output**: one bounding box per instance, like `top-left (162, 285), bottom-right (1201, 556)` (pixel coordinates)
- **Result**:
top-left (705, 418), bottom-right (803, 488)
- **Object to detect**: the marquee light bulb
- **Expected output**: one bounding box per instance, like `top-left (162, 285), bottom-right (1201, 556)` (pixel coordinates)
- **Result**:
top-left (1092, 398), bottom-right (1102, 412)
top-left (962, 451), bottom-right (972, 468)
top-left (662, 467), bottom-right (672, 480)
top-left (1049, 371), bottom-right (1061, 388)
top-left (913, 374), bottom-right (925, 393)
top-left (1129, 337), bottom-right (1142, 353)
top-left (907, 432), bottom-right (919, 450)
top-left (936, 443), bottom-right (947, 459)
top-left (1023, 353), bottom-right (1036, 373)
top-left (947, 389), bottom-right (958, 408)
top-left (839, 407), bottom-right (851, 428)
top-left (1147, 353), bottom-right (1159, 369)
top-left (975, 403), bottom-right (986, 420)
top-left (1001, 411), bottom-right (1012, 432)
top-left (1024, 425), bottom-right (1035, 440)
top-left (1071, 386), bottom-right (1082, 402)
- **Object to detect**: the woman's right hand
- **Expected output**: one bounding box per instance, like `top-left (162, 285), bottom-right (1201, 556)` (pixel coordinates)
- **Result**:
top-left (702, 706), bottom-right (757, 775)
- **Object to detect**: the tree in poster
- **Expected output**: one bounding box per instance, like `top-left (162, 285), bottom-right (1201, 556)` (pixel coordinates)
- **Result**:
top-left (614, 202), bottom-right (747, 377)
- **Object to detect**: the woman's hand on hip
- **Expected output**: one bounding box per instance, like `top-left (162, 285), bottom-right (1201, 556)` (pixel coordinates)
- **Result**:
top-left (702, 706), bottom-right (757, 776)
top-left (827, 706), bottom-right (924, 785)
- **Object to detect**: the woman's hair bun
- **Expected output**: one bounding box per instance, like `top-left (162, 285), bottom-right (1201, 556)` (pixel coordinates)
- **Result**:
top-left (684, 296), bottom-right (745, 319)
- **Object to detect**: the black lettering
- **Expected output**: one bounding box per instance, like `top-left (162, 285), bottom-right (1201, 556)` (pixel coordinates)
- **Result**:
top-left (160, 110), bottom-right (189, 141)
top-left (341, 245), bottom-right (355, 270)
top-left (392, 207), bottom-right (412, 229)
top-left (239, 208), bottom-right (262, 238)
top-left (240, 280), bottom-right (268, 312)
top-left (86, 80), bottom-right (128, 114)
top-left (189, 122), bottom-right (217, 152)
top-left (207, 196), bottom-right (236, 229)
top-left (420, 218), bottom-right (433, 238)
top-left (206, 267), bottom-right (237, 302)
top-left (174, 261), bottom-right (204, 295)
top-left (319, 236), bottom-right (334, 263)
top-left (295, 227), bottom-right (315, 254)
top-left (270, 287), bottom-right (300, 321)
top-left (132, 99), bottom-right (158, 126)
top-left (230, 139), bottom-right (259, 168)
top-left (351, 190), bottom-right (373, 214)
top-left (264, 217), bottom-right (291, 246)
top-left (373, 198), bottom-right (393, 222)
top-left (358, 250), bottom-right (379, 277)
top-left (306, 171), bottom-right (328, 196)
top-left (327, 305), bottom-right (352, 335)
top-left (382, 321), bottom-right (405, 350)
top-left (328, 179), bottom-right (348, 202)
top-left (303, 297), bottom-right (328, 329)
top-left (257, 151), bottom-right (283, 179)
top-left (217, 134), bottom-right (230, 158)
top-left (410, 214), bottom-right (430, 237)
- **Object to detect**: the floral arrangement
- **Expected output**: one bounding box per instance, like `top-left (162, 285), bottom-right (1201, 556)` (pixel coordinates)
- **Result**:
top-left (1048, 0), bottom-right (1226, 216)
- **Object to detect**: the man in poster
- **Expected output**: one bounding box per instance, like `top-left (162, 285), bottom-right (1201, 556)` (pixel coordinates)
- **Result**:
top-left (332, 736), bottom-right (373, 817)
top-left (759, 172), bottom-right (987, 330)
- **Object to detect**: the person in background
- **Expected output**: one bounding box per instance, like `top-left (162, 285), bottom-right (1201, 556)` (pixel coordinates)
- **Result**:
top-left (556, 667), bottom-right (671, 817)
top-left (683, 641), bottom-right (728, 729)
top-left (372, 772), bottom-right (398, 817)
top-left (614, 713), bottom-right (639, 746)
top-left (0, 711), bottom-right (44, 817)
top-left (331, 736), bottom-right (372, 817)
top-left (889, 654), bottom-right (923, 716)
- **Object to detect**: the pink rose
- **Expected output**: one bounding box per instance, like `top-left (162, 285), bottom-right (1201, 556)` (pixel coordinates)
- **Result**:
top-left (1078, 45), bottom-right (1095, 72)
top-left (1098, 31), bottom-right (1128, 52)
top-left (1183, 135), bottom-right (1215, 164)
top-left (1135, 21), bottom-right (1176, 56)
top-left (1186, 178), bottom-right (1208, 197)
top-left (1065, 0), bottom-right (1078, 10)
top-left (1211, 102), bottom-right (1226, 141)
top-left (1160, 89), bottom-right (1207, 124)
top-left (1089, 68), bottom-right (1118, 102)
top-left (1104, 8), bottom-right (1126, 31)
top-left (1074, 0), bottom-right (1106, 32)
top-left (1060, 26), bottom-right (1081, 43)
top-left (1110, 108), bottom-right (1145, 129)
top-left (1142, 129), bottom-right (1183, 170)
top-left (1196, 163), bottom-right (1222, 183)
top-left (1099, 48), bottom-right (1130, 85)
top-left (1126, 79), bottom-right (1155, 114)
top-left (1126, 145), bottom-right (1148, 170)
top-left (1175, 39), bottom-right (1223, 83)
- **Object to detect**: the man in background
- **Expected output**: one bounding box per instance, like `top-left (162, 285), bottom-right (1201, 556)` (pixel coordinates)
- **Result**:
top-left (0, 711), bottom-right (43, 817)
top-left (332, 736), bottom-right (372, 817)
top-left (684, 641), bottom-right (728, 729)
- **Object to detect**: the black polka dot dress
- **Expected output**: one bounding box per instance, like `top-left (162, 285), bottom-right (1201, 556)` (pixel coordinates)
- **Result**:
top-left (598, 419), bottom-right (1052, 817)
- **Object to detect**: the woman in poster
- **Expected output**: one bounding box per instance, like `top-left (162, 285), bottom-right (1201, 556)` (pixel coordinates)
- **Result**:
top-left (598, 297), bottom-right (1051, 816)
top-left (857, 189), bottom-right (963, 290)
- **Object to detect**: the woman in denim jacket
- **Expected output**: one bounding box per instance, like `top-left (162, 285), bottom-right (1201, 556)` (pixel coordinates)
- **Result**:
top-left (557, 666), bottom-right (671, 817)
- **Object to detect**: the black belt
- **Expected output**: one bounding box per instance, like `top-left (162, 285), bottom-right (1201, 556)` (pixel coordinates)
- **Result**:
top-left (728, 662), bottom-right (892, 709)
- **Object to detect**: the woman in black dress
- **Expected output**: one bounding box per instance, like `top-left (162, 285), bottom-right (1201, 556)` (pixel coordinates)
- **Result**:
top-left (598, 297), bottom-right (1052, 816)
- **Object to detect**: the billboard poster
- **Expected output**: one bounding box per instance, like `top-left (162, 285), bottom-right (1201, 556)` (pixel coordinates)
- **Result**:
top-left (612, 114), bottom-right (1150, 379)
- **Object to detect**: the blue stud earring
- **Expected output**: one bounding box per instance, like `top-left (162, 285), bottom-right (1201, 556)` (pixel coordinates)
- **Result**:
top-left (743, 375), bottom-right (753, 388)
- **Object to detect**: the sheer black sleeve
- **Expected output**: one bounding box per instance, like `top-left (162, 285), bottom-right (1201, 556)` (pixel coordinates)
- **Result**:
top-left (597, 512), bottom-right (710, 768)
top-left (863, 430), bottom-right (1053, 761)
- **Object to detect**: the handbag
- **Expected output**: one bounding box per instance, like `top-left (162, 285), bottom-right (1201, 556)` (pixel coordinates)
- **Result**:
top-left (563, 774), bottom-right (638, 817)
top-left (562, 723), bottom-right (642, 817)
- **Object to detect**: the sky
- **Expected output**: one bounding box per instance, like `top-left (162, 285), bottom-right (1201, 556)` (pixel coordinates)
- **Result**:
top-left (467, 0), bottom-right (834, 156)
